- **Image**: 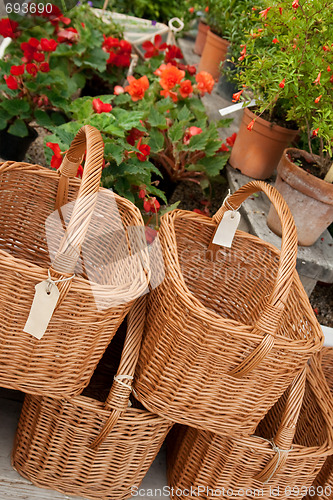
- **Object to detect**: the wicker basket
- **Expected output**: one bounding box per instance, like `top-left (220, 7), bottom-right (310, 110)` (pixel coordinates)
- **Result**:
top-left (134, 180), bottom-right (323, 435)
top-left (167, 364), bottom-right (333, 500)
top-left (0, 125), bottom-right (149, 397)
top-left (12, 297), bottom-right (172, 500)
top-left (304, 348), bottom-right (333, 500)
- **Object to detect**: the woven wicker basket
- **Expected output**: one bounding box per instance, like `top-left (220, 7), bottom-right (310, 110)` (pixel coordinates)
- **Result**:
top-left (304, 348), bottom-right (333, 500)
top-left (134, 180), bottom-right (323, 435)
top-left (167, 364), bottom-right (333, 500)
top-left (0, 125), bottom-right (149, 397)
top-left (12, 297), bottom-right (172, 500)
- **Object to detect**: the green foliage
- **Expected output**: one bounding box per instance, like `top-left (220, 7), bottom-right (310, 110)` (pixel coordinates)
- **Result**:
top-left (236, 0), bottom-right (333, 172)
top-left (111, 0), bottom-right (188, 25)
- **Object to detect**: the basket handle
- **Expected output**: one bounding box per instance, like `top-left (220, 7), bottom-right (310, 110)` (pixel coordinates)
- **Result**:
top-left (90, 296), bottom-right (146, 450)
top-left (47, 125), bottom-right (104, 306)
top-left (255, 367), bottom-right (306, 483)
top-left (209, 181), bottom-right (298, 378)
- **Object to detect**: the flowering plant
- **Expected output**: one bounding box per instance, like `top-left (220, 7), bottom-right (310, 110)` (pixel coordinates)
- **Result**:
top-left (234, 0), bottom-right (333, 176)
top-left (43, 95), bottom-right (166, 207)
top-left (1, 4), bottom-right (129, 95)
top-left (113, 42), bottom-right (233, 188)
top-left (0, 35), bottom-right (72, 136)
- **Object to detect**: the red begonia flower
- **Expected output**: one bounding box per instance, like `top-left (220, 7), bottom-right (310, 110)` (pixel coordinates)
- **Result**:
top-left (142, 34), bottom-right (167, 59)
top-left (4, 75), bottom-right (18, 90)
top-left (92, 98), bottom-right (112, 114)
top-left (10, 64), bottom-right (24, 76)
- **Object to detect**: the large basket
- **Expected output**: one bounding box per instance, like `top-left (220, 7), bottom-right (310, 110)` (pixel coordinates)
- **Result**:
top-left (134, 180), bottom-right (323, 435)
top-left (12, 297), bottom-right (172, 500)
top-left (304, 348), bottom-right (333, 500)
top-left (167, 364), bottom-right (333, 500)
top-left (0, 125), bottom-right (148, 396)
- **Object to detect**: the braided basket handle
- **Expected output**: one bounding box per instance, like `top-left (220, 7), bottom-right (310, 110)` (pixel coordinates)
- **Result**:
top-left (90, 296), bottom-right (146, 450)
top-left (255, 367), bottom-right (306, 483)
top-left (209, 181), bottom-right (298, 378)
top-left (50, 125), bottom-right (104, 277)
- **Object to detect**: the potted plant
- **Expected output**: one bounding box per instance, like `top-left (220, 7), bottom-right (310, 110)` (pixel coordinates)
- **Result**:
top-left (0, 35), bottom-right (75, 160)
top-left (231, 0), bottom-right (333, 245)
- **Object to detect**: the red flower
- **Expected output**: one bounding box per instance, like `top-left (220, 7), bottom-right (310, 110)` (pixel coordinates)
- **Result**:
top-left (10, 64), bottom-right (24, 76)
top-left (40, 38), bottom-right (58, 52)
top-left (92, 98), bottom-right (112, 114)
top-left (125, 75), bottom-right (149, 101)
top-left (26, 63), bottom-right (38, 76)
top-left (159, 63), bottom-right (185, 90)
top-left (314, 95), bottom-right (322, 103)
top-left (138, 187), bottom-right (147, 199)
top-left (193, 208), bottom-right (209, 216)
top-left (34, 52), bottom-right (45, 62)
top-left (34, 94), bottom-right (49, 107)
top-left (272, 38), bottom-right (279, 44)
top-left (21, 38), bottom-right (42, 62)
top-left (113, 53), bottom-right (131, 67)
top-left (144, 197), bottom-right (160, 213)
top-left (292, 0), bottom-right (299, 9)
top-left (40, 62), bottom-right (50, 73)
top-left (189, 7), bottom-right (195, 13)
top-left (57, 28), bottom-right (79, 44)
top-left (195, 71), bottom-right (215, 95)
top-left (102, 36), bottom-right (120, 51)
top-left (114, 85), bottom-right (125, 95)
top-left (126, 127), bottom-right (145, 146)
top-left (232, 89), bottom-right (244, 102)
top-left (160, 89), bottom-right (178, 102)
top-left (165, 44), bottom-right (183, 64)
top-left (323, 45), bottom-right (329, 52)
top-left (279, 7), bottom-right (283, 14)
top-left (46, 142), bottom-right (63, 169)
top-left (204, 6), bottom-right (209, 12)
top-left (313, 72), bottom-right (321, 85)
top-left (179, 79), bottom-right (193, 98)
top-left (218, 143), bottom-right (229, 152)
top-left (247, 119), bottom-right (255, 131)
top-left (238, 44), bottom-right (247, 61)
top-left (311, 128), bottom-right (319, 138)
top-left (279, 78), bottom-right (285, 88)
top-left (327, 66), bottom-right (331, 72)
top-left (226, 133), bottom-right (237, 147)
top-left (4, 75), bottom-right (18, 90)
top-left (186, 65), bottom-right (196, 76)
top-left (119, 40), bottom-right (132, 53)
top-left (136, 144), bottom-right (151, 162)
top-left (313, 307), bottom-right (319, 315)
top-left (76, 165), bottom-right (83, 178)
top-left (142, 34), bottom-right (167, 58)
top-left (183, 126), bottom-right (203, 145)
top-left (0, 18), bottom-right (19, 38)
top-left (259, 7), bottom-right (271, 19)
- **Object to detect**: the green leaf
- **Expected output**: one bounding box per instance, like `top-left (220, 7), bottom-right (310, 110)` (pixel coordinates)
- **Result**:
top-left (197, 155), bottom-right (229, 177)
top-left (159, 200), bottom-right (180, 215)
top-left (187, 132), bottom-right (208, 152)
top-left (104, 142), bottom-right (124, 165)
top-left (8, 119), bottom-right (28, 137)
top-left (178, 105), bottom-right (192, 122)
top-left (1, 99), bottom-right (29, 117)
top-left (168, 121), bottom-right (184, 143)
top-left (0, 118), bottom-right (8, 130)
top-left (205, 139), bottom-right (222, 156)
top-left (148, 128), bottom-right (164, 153)
top-left (34, 110), bottom-right (55, 129)
top-left (70, 97), bottom-right (94, 121)
top-left (148, 185), bottom-right (167, 204)
top-left (111, 109), bottom-right (144, 130)
top-left (148, 107), bottom-right (166, 129)
top-left (82, 47), bottom-right (108, 72)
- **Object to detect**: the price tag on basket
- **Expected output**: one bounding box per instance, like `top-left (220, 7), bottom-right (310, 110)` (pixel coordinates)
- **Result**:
top-left (212, 210), bottom-right (241, 248)
top-left (23, 280), bottom-right (60, 340)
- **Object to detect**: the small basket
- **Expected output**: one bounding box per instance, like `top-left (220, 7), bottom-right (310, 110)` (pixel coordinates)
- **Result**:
top-left (12, 297), bottom-right (172, 500)
top-left (0, 125), bottom-right (149, 397)
top-left (134, 180), bottom-right (323, 435)
top-left (167, 364), bottom-right (333, 500)
top-left (304, 348), bottom-right (333, 500)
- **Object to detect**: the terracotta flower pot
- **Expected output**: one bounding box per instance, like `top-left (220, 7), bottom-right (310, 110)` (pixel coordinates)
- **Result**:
top-left (229, 108), bottom-right (298, 180)
top-left (0, 125), bottom-right (38, 162)
top-left (198, 30), bottom-right (229, 80)
top-left (194, 21), bottom-right (210, 56)
top-left (267, 148), bottom-right (333, 246)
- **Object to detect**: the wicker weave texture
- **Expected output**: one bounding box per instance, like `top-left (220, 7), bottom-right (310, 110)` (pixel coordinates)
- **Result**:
top-left (167, 364), bottom-right (333, 500)
top-left (12, 298), bottom-right (172, 500)
top-left (134, 181), bottom-right (323, 436)
top-left (0, 125), bottom-right (148, 397)
top-left (304, 348), bottom-right (333, 500)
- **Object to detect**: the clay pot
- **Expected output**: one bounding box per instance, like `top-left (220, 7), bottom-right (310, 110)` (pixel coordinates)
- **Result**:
top-left (229, 108), bottom-right (298, 180)
top-left (194, 21), bottom-right (210, 56)
top-left (267, 148), bottom-right (333, 246)
top-left (198, 30), bottom-right (229, 80)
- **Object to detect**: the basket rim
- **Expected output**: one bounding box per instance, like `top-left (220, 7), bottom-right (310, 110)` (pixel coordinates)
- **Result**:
top-left (158, 209), bottom-right (323, 352)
